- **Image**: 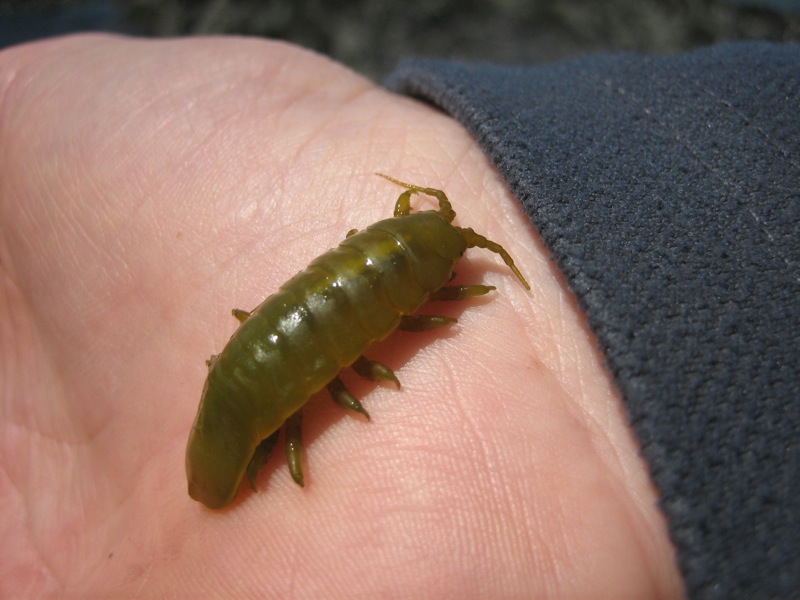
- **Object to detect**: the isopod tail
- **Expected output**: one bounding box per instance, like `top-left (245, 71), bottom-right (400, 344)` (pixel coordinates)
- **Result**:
top-left (186, 423), bottom-right (255, 508)
top-left (186, 373), bottom-right (263, 508)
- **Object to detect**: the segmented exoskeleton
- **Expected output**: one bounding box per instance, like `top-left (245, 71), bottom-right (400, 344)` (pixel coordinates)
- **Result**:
top-left (186, 174), bottom-right (529, 508)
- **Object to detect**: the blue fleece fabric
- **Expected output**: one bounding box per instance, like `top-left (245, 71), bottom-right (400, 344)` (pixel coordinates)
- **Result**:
top-left (386, 42), bottom-right (799, 600)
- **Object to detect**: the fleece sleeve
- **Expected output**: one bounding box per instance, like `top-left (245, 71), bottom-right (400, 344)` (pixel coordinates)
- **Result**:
top-left (386, 41), bottom-right (800, 600)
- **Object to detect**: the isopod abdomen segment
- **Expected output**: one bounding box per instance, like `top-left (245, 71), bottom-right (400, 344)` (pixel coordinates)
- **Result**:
top-left (186, 174), bottom-right (529, 508)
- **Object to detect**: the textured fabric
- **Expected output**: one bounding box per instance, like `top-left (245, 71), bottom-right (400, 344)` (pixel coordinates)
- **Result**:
top-left (386, 42), bottom-right (800, 600)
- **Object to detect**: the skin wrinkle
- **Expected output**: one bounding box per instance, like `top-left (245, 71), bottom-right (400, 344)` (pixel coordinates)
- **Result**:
top-left (0, 54), bottom-right (20, 114)
top-left (313, 84), bottom-right (384, 142)
top-left (24, 449), bottom-right (73, 591)
top-left (475, 410), bottom-right (540, 592)
top-left (280, 78), bottom-right (377, 177)
top-left (0, 252), bottom-right (27, 417)
top-left (7, 317), bottom-right (77, 446)
top-left (10, 261), bottom-right (173, 593)
top-left (548, 299), bottom-right (673, 596)
top-left (526, 225), bottom-right (648, 498)
top-left (448, 344), bottom-right (560, 594)
top-left (27, 428), bottom-right (121, 589)
top-left (485, 265), bottom-right (664, 598)
top-left (1, 431), bottom-right (62, 595)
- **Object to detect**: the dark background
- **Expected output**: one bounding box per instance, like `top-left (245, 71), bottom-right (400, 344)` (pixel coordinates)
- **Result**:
top-left (1, 0), bottom-right (799, 79)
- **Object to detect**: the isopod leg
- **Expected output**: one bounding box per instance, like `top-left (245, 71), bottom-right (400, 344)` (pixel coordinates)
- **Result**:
top-left (399, 315), bottom-right (457, 331)
top-left (327, 376), bottom-right (370, 419)
top-left (232, 308), bottom-right (251, 323)
top-left (393, 189), bottom-right (415, 218)
top-left (285, 409), bottom-right (305, 487)
top-left (399, 286), bottom-right (496, 332)
top-left (457, 227), bottom-right (531, 290)
top-left (377, 173), bottom-right (457, 222)
top-left (246, 429), bottom-right (280, 491)
top-left (352, 356), bottom-right (400, 389)
top-left (430, 284), bottom-right (495, 301)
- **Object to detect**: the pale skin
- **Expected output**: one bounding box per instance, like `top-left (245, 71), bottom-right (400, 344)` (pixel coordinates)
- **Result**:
top-left (0, 35), bottom-right (685, 598)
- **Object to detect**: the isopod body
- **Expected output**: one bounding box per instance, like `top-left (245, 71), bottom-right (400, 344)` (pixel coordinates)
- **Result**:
top-left (186, 174), bottom-right (529, 508)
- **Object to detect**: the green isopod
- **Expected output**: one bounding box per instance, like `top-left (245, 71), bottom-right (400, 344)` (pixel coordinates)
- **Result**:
top-left (186, 174), bottom-right (530, 508)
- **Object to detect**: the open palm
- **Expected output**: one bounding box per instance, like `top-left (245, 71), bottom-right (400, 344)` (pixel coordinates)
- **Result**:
top-left (1, 35), bottom-right (683, 598)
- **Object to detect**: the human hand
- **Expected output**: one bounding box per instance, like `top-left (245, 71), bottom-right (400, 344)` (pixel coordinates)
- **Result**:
top-left (0, 35), bottom-right (683, 598)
